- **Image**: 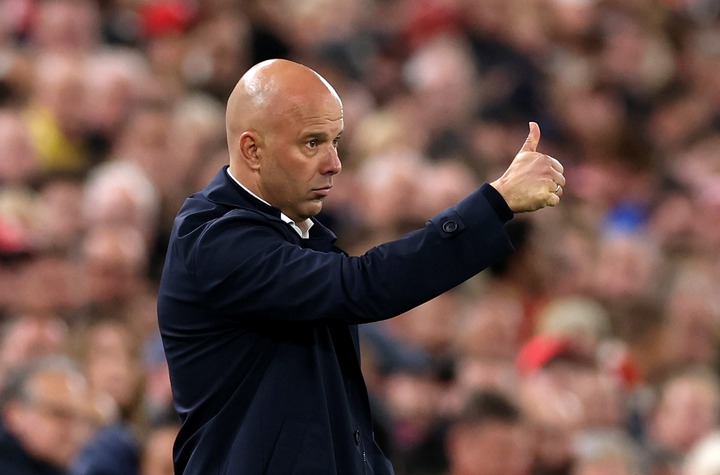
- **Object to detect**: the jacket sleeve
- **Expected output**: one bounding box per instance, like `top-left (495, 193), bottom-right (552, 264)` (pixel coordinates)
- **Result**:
top-left (191, 184), bottom-right (514, 325)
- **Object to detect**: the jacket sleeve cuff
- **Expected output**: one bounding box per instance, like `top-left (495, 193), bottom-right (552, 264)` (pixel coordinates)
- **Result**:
top-left (480, 184), bottom-right (514, 224)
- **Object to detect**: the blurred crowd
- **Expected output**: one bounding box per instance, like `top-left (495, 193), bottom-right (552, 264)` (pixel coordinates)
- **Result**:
top-left (1, 0), bottom-right (720, 474)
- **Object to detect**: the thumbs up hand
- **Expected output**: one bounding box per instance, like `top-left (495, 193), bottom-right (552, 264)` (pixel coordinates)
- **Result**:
top-left (490, 122), bottom-right (566, 213)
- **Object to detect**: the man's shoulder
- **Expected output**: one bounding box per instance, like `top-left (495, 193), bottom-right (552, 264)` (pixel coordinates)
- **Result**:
top-left (173, 169), bottom-right (281, 237)
top-left (174, 193), bottom-right (283, 240)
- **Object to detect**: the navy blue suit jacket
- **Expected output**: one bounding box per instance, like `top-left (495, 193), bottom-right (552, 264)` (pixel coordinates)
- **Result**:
top-left (158, 167), bottom-right (514, 474)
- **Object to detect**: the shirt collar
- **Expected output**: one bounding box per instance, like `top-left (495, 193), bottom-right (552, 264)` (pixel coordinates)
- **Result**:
top-left (226, 168), bottom-right (314, 239)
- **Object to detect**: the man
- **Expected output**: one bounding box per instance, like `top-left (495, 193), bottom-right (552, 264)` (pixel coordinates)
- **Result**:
top-left (158, 58), bottom-right (565, 474)
top-left (141, 422), bottom-right (179, 475)
top-left (645, 367), bottom-right (720, 474)
top-left (445, 390), bottom-right (532, 475)
top-left (0, 356), bottom-right (96, 475)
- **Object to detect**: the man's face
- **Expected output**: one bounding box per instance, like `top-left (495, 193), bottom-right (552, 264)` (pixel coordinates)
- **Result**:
top-left (142, 426), bottom-right (179, 475)
top-left (5, 369), bottom-right (95, 468)
top-left (449, 421), bottom-right (532, 475)
top-left (652, 376), bottom-right (720, 452)
top-left (256, 92), bottom-right (343, 223)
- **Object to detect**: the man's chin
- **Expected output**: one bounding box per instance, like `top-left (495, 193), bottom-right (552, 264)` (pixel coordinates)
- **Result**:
top-left (305, 200), bottom-right (324, 216)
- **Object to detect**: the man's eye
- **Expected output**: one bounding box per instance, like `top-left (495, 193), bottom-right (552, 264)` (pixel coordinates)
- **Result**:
top-left (307, 140), bottom-right (318, 148)
top-left (332, 138), bottom-right (340, 148)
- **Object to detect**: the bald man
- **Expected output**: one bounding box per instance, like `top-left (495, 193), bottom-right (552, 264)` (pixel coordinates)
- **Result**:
top-left (158, 59), bottom-right (565, 474)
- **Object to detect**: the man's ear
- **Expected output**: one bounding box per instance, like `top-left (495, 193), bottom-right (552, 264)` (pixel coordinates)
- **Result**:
top-left (239, 131), bottom-right (262, 171)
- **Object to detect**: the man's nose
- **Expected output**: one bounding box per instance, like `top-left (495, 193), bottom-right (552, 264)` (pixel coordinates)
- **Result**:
top-left (322, 147), bottom-right (342, 175)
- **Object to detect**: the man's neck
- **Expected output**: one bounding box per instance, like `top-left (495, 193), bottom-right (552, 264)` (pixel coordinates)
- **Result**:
top-left (226, 167), bottom-right (313, 238)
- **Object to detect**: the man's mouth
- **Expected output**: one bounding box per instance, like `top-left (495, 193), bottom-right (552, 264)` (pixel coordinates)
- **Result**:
top-left (312, 186), bottom-right (332, 197)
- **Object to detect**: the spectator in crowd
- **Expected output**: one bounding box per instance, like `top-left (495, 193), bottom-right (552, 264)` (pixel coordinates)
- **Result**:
top-left (69, 316), bottom-right (146, 475)
top-left (445, 389), bottom-right (531, 475)
top-left (23, 54), bottom-right (89, 173)
top-left (572, 429), bottom-right (643, 475)
top-left (82, 48), bottom-right (150, 163)
top-left (0, 312), bottom-right (68, 388)
top-left (81, 160), bottom-right (161, 246)
top-left (644, 367), bottom-right (720, 474)
top-left (383, 367), bottom-right (450, 475)
top-left (79, 225), bottom-right (150, 312)
top-left (35, 174), bottom-right (85, 254)
top-left (140, 421), bottom-right (178, 475)
top-left (0, 355), bottom-right (98, 474)
top-left (72, 316), bottom-right (147, 434)
top-left (27, 0), bottom-right (101, 55)
top-left (0, 108), bottom-right (39, 186)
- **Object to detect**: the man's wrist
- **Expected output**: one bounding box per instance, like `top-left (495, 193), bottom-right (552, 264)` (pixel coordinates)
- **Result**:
top-left (480, 183), bottom-right (514, 223)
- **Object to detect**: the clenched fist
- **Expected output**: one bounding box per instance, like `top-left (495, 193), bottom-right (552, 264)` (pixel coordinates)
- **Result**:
top-left (490, 122), bottom-right (565, 213)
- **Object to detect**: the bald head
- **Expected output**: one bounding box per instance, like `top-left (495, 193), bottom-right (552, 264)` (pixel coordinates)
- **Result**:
top-left (223, 59), bottom-right (344, 223)
top-left (226, 59), bottom-right (341, 163)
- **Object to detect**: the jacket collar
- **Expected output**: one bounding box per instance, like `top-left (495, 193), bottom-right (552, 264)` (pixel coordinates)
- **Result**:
top-left (203, 165), bottom-right (280, 217)
top-left (201, 166), bottom-right (338, 241)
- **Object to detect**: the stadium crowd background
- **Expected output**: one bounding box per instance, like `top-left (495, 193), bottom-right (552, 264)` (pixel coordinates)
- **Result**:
top-left (1, 0), bottom-right (720, 474)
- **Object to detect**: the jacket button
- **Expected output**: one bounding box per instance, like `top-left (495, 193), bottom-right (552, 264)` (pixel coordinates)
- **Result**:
top-left (354, 430), bottom-right (362, 446)
top-left (442, 220), bottom-right (458, 233)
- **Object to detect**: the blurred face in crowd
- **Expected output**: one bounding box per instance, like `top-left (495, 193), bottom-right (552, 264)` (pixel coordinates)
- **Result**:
top-left (13, 256), bottom-right (86, 313)
top-left (0, 314), bottom-right (67, 378)
top-left (84, 320), bottom-right (143, 414)
top-left (520, 375), bottom-right (578, 474)
top-left (81, 225), bottom-right (147, 304)
top-left (574, 457), bottom-right (635, 475)
top-left (32, 0), bottom-right (100, 53)
top-left (142, 425), bottom-right (178, 475)
top-left (3, 367), bottom-right (94, 468)
top-left (447, 419), bottom-right (532, 475)
top-left (32, 54), bottom-right (87, 137)
top-left (0, 110), bottom-right (38, 185)
top-left (38, 178), bottom-right (84, 252)
top-left (651, 373), bottom-right (720, 453)
top-left (227, 60), bottom-right (344, 224)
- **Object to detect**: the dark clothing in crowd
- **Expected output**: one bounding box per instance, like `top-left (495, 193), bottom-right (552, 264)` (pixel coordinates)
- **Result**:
top-left (70, 424), bottom-right (140, 475)
top-left (0, 423), bottom-right (66, 475)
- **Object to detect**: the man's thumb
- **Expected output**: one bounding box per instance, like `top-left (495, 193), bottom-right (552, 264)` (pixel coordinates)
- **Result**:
top-left (520, 122), bottom-right (541, 152)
